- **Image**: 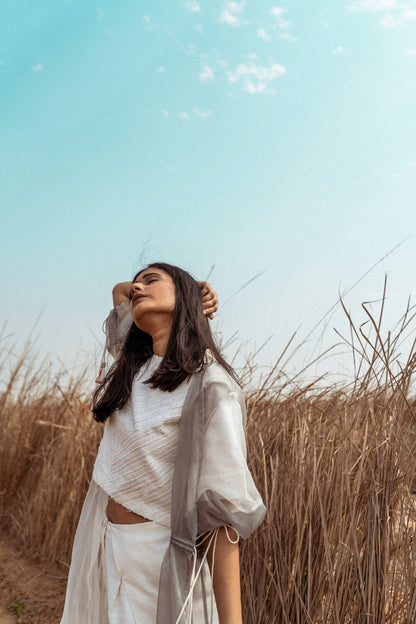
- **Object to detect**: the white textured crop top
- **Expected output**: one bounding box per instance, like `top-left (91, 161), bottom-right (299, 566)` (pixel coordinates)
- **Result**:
top-left (93, 302), bottom-right (262, 534)
top-left (93, 355), bottom-right (190, 527)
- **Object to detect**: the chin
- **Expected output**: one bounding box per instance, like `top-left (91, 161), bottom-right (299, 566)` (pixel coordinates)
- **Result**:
top-left (133, 318), bottom-right (148, 333)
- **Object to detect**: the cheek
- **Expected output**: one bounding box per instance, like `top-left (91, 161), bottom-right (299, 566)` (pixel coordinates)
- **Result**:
top-left (164, 285), bottom-right (176, 310)
top-left (167, 292), bottom-right (176, 311)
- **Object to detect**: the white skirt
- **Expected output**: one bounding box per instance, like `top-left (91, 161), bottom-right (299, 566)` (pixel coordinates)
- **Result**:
top-left (105, 519), bottom-right (219, 624)
top-left (61, 481), bottom-right (219, 624)
top-left (105, 520), bottom-right (169, 623)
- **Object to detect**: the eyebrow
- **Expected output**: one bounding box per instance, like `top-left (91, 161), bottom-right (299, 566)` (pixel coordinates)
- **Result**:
top-left (134, 271), bottom-right (161, 283)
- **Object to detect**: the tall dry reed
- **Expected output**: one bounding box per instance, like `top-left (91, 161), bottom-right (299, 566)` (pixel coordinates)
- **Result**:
top-left (1, 289), bottom-right (416, 622)
top-left (0, 345), bottom-right (102, 565)
top-left (239, 285), bottom-right (416, 623)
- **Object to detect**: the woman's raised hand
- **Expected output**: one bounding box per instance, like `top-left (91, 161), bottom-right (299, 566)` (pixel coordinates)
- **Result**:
top-left (198, 281), bottom-right (219, 320)
top-left (112, 281), bottom-right (133, 307)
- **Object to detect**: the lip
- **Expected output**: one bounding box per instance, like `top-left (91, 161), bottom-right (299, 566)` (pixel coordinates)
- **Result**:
top-left (132, 294), bottom-right (146, 305)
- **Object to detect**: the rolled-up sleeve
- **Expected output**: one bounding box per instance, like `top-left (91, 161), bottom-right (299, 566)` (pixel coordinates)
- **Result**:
top-left (105, 301), bottom-right (133, 360)
top-left (197, 390), bottom-right (266, 537)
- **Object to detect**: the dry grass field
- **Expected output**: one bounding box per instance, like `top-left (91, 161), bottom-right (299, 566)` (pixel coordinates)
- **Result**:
top-left (1, 295), bottom-right (416, 622)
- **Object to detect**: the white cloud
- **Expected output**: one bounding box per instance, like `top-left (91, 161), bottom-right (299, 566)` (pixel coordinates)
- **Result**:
top-left (270, 6), bottom-right (285, 18)
top-left (407, 48), bottom-right (416, 55)
top-left (347, 0), bottom-right (416, 28)
top-left (33, 63), bottom-right (43, 71)
top-left (199, 65), bottom-right (215, 81)
top-left (194, 108), bottom-right (212, 117)
top-left (143, 15), bottom-right (160, 30)
top-left (185, 43), bottom-right (197, 55)
top-left (258, 27), bottom-right (272, 41)
top-left (142, 14), bottom-right (174, 35)
top-left (198, 52), bottom-right (285, 95)
top-left (347, 0), bottom-right (405, 11)
top-left (409, 160), bottom-right (416, 167)
top-left (227, 60), bottom-right (286, 93)
top-left (403, 8), bottom-right (416, 19)
top-left (270, 6), bottom-right (292, 30)
top-left (213, 56), bottom-right (228, 68)
top-left (220, 11), bottom-right (239, 25)
top-left (97, 8), bottom-right (104, 19)
top-left (184, 1), bottom-right (200, 11)
top-left (220, 1), bottom-right (245, 27)
top-left (163, 109), bottom-right (212, 120)
top-left (333, 45), bottom-right (347, 54)
top-left (156, 66), bottom-right (166, 73)
top-left (280, 32), bottom-right (298, 41)
top-left (379, 13), bottom-right (402, 25)
top-left (194, 24), bottom-right (204, 33)
top-left (378, 7), bottom-right (416, 25)
top-left (245, 82), bottom-right (268, 93)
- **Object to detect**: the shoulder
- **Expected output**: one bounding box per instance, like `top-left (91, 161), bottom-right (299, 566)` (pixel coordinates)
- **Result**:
top-left (202, 358), bottom-right (239, 389)
top-left (196, 358), bottom-right (244, 413)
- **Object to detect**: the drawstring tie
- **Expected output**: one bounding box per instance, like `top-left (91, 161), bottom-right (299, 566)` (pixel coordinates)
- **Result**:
top-left (175, 525), bottom-right (240, 624)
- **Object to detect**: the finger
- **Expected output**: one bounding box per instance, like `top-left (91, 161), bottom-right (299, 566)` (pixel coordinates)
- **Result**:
top-left (203, 302), bottom-right (218, 316)
top-left (199, 280), bottom-right (217, 298)
top-left (203, 308), bottom-right (215, 319)
top-left (201, 288), bottom-right (218, 301)
top-left (197, 280), bottom-right (210, 295)
top-left (201, 293), bottom-right (217, 304)
top-left (202, 297), bottom-right (218, 312)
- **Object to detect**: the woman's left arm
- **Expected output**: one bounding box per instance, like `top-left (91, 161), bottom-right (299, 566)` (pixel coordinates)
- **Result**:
top-left (206, 527), bottom-right (242, 624)
top-left (197, 387), bottom-right (266, 623)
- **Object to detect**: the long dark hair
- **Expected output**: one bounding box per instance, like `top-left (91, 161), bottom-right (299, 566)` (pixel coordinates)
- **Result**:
top-left (93, 262), bottom-right (237, 422)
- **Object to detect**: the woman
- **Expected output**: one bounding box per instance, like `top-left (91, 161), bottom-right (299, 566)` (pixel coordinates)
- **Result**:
top-left (61, 263), bottom-right (266, 624)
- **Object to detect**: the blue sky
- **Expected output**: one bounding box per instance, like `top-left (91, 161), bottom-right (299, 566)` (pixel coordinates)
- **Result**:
top-left (1, 0), bottom-right (416, 380)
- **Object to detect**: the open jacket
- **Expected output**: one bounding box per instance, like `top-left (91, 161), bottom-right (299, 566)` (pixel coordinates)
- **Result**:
top-left (61, 305), bottom-right (266, 624)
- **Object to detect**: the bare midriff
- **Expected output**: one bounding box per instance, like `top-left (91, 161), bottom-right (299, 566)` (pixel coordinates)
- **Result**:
top-left (106, 497), bottom-right (150, 524)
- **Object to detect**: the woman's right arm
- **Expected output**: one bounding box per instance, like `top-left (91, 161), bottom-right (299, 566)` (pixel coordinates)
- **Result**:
top-left (112, 281), bottom-right (132, 307)
top-left (206, 527), bottom-right (243, 624)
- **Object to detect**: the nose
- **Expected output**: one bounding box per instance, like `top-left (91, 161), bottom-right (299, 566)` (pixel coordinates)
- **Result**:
top-left (131, 282), bottom-right (144, 297)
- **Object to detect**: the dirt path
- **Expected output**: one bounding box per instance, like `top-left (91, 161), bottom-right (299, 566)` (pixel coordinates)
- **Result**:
top-left (0, 534), bottom-right (67, 624)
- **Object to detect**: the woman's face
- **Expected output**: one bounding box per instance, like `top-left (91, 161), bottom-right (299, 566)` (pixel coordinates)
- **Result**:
top-left (129, 268), bottom-right (176, 333)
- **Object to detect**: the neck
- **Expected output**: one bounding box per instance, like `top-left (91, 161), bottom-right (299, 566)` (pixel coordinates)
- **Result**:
top-left (150, 324), bottom-right (172, 357)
